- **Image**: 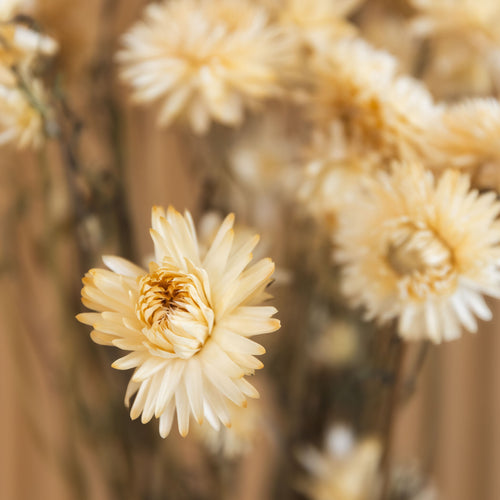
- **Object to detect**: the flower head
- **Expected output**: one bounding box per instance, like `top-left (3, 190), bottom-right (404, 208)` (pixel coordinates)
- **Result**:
top-left (117, 0), bottom-right (296, 133)
top-left (0, 0), bottom-right (31, 21)
top-left (429, 98), bottom-right (500, 170)
top-left (0, 80), bottom-right (46, 148)
top-left (277, 0), bottom-right (360, 52)
top-left (298, 121), bottom-right (381, 230)
top-left (228, 110), bottom-right (299, 193)
top-left (310, 317), bottom-right (362, 368)
top-left (310, 38), bottom-right (440, 161)
top-left (298, 425), bottom-right (382, 500)
top-left (78, 206), bottom-right (280, 437)
top-left (0, 4), bottom-right (57, 149)
top-left (411, 0), bottom-right (500, 50)
top-left (335, 162), bottom-right (500, 343)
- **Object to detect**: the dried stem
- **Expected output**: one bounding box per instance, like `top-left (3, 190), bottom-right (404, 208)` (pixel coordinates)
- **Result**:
top-left (378, 332), bottom-right (407, 500)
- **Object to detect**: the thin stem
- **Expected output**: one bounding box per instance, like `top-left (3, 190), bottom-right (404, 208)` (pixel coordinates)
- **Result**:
top-left (379, 334), bottom-right (407, 500)
top-left (401, 341), bottom-right (431, 403)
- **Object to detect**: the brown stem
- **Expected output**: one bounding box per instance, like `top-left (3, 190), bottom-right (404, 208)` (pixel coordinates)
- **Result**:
top-left (379, 333), bottom-right (407, 500)
top-left (401, 341), bottom-right (431, 403)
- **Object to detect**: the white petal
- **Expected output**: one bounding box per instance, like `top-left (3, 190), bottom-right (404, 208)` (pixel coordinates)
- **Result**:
top-left (154, 361), bottom-right (184, 417)
top-left (175, 386), bottom-right (191, 437)
top-left (184, 359), bottom-right (204, 424)
top-left (112, 351), bottom-right (149, 370)
top-left (102, 255), bottom-right (146, 278)
top-left (159, 398), bottom-right (176, 438)
top-left (130, 378), bottom-right (152, 420)
top-left (132, 357), bottom-right (168, 382)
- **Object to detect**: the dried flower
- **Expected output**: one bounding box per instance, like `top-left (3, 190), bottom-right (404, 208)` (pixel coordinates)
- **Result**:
top-left (117, 0), bottom-right (296, 134)
top-left (0, 4), bottom-right (58, 149)
top-left (298, 121), bottom-right (380, 230)
top-left (0, 80), bottom-right (46, 148)
top-left (0, 24), bottom-right (58, 65)
top-left (278, 0), bottom-right (360, 52)
top-left (429, 98), bottom-right (500, 170)
top-left (0, 0), bottom-right (31, 21)
top-left (421, 38), bottom-right (493, 99)
top-left (391, 464), bottom-right (439, 500)
top-left (78, 206), bottom-right (280, 437)
top-left (311, 317), bottom-right (362, 368)
top-left (229, 110), bottom-right (299, 193)
top-left (310, 38), bottom-right (440, 161)
top-left (411, 0), bottom-right (500, 51)
top-left (335, 162), bottom-right (500, 343)
top-left (298, 425), bottom-right (382, 500)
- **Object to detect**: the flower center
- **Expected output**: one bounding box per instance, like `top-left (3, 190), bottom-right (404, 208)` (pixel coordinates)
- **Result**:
top-left (386, 223), bottom-right (456, 299)
top-left (136, 262), bottom-right (214, 359)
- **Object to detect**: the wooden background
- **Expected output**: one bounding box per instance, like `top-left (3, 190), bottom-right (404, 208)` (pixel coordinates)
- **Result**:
top-left (1, 1), bottom-right (499, 498)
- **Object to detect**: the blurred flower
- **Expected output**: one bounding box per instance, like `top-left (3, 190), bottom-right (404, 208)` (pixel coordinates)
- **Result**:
top-left (0, 23), bottom-right (58, 65)
top-left (78, 206), bottom-right (280, 437)
top-left (429, 98), bottom-right (500, 170)
top-left (310, 317), bottom-right (362, 368)
top-left (298, 121), bottom-right (380, 231)
top-left (410, 0), bottom-right (500, 98)
top-left (310, 38), bottom-right (440, 161)
top-left (0, 0), bottom-right (57, 66)
top-left (298, 425), bottom-right (382, 500)
top-left (278, 0), bottom-right (360, 52)
top-left (420, 39), bottom-right (493, 99)
top-left (229, 110), bottom-right (299, 193)
top-left (196, 398), bottom-right (262, 458)
top-left (0, 0), bottom-right (32, 21)
top-left (391, 464), bottom-right (439, 500)
top-left (0, 80), bottom-right (46, 148)
top-left (117, 0), bottom-right (296, 134)
top-left (0, 2), bottom-right (58, 149)
top-left (335, 162), bottom-right (500, 343)
top-left (410, 0), bottom-right (500, 51)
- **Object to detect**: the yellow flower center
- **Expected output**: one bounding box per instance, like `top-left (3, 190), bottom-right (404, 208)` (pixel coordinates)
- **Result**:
top-left (386, 223), bottom-right (457, 299)
top-left (136, 263), bottom-right (214, 359)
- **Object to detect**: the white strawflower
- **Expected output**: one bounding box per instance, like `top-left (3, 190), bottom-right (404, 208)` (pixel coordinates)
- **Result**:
top-left (335, 162), bottom-right (500, 343)
top-left (6, 24), bottom-right (58, 57)
top-left (0, 0), bottom-right (27, 21)
top-left (310, 38), bottom-right (440, 160)
top-left (117, 0), bottom-right (296, 134)
top-left (298, 121), bottom-right (380, 230)
top-left (278, 0), bottom-right (361, 51)
top-left (411, 0), bottom-right (500, 50)
top-left (298, 425), bottom-right (382, 500)
top-left (429, 98), bottom-right (500, 169)
top-left (0, 81), bottom-right (45, 148)
top-left (78, 206), bottom-right (280, 437)
top-left (229, 110), bottom-right (299, 193)
top-left (311, 318), bottom-right (362, 368)
top-left (0, 1), bottom-right (57, 61)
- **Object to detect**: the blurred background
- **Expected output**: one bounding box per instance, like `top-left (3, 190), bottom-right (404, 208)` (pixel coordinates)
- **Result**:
top-left (1, 1), bottom-right (500, 499)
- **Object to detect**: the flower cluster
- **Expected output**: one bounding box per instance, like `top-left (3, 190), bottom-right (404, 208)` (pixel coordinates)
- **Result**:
top-left (0, 0), bottom-right (57, 148)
